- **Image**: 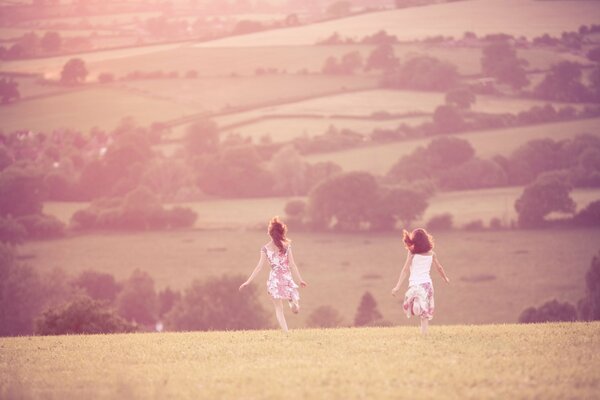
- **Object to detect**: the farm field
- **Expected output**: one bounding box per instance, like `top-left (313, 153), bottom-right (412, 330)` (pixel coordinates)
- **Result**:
top-left (20, 227), bottom-right (600, 327)
top-left (214, 89), bottom-right (589, 127)
top-left (221, 116), bottom-right (430, 143)
top-left (119, 75), bottom-right (378, 113)
top-left (0, 87), bottom-right (198, 132)
top-left (196, 0), bottom-right (600, 47)
top-left (305, 118), bottom-right (600, 175)
top-left (1, 323), bottom-right (599, 399)
top-left (0, 42), bottom-right (189, 76)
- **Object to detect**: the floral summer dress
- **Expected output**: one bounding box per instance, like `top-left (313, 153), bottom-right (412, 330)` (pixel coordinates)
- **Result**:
top-left (262, 244), bottom-right (300, 303)
top-left (402, 254), bottom-right (435, 320)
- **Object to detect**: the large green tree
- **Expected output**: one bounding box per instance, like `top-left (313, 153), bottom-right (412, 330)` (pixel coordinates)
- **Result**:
top-left (481, 41), bottom-right (529, 90)
top-left (60, 58), bottom-right (88, 85)
top-left (307, 171), bottom-right (378, 230)
top-left (515, 171), bottom-right (575, 227)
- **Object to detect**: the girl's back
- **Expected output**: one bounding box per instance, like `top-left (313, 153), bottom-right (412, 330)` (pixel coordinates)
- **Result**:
top-left (409, 253), bottom-right (433, 286)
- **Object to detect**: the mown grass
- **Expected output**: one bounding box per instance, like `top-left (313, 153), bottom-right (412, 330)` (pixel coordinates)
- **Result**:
top-left (21, 228), bottom-right (600, 327)
top-left (1, 323), bottom-right (598, 399)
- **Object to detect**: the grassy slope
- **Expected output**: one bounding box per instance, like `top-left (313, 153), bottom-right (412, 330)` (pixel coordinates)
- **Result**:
top-left (1, 323), bottom-right (599, 399)
top-left (20, 228), bottom-right (600, 327)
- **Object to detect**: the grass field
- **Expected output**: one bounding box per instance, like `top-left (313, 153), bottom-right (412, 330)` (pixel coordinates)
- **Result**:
top-left (20, 227), bottom-right (600, 327)
top-left (0, 87), bottom-right (198, 132)
top-left (1, 323), bottom-right (599, 399)
top-left (305, 118), bottom-right (600, 175)
top-left (197, 0), bottom-right (600, 47)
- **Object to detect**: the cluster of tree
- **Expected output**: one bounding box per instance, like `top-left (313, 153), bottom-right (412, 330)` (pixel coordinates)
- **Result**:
top-left (368, 102), bottom-right (592, 146)
top-left (71, 187), bottom-right (197, 231)
top-left (387, 136), bottom-right (507, 191)
top-left (481, 41), bottom-right (529, 90)
top-left (0, 244), bottom-right (71, 336)
top-left (1, 247), bottom-right (271, 337)
top-left (285, 171), bottom-right (429, 232)
top-left (321, 51), bottom-right (363, 75)
top-left (0, 31), bottom-right (65, 60)
top-left (0, 166), bottom-right (65, 243)
top-left (0, 117), bottom-right (346, 219)
top-left (515, 173), bottom-right (600, 228)
top-left (531, 24), bottom-right (600, 50)
top-left (533, 61), bottom-right (600, 103)
top-left (519, 251), bottom-right (600, 323)
top-left (387, 134), bottom-right (600, 196)
top-left (185, 121), bottom-right (343, 198)
top-left (382, 55), bottom-right (459, 91)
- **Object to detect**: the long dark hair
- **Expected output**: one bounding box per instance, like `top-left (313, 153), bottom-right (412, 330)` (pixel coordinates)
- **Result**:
top-left (268, 216), bottom-right (290, 254)
top-left (403, 228), bottom-right (434, 254)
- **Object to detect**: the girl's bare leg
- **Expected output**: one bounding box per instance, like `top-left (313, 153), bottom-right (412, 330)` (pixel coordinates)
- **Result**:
top-left (289, 298), bottom-right (300, 314)
top-left (420, 318), bottom-right (429, 335)
top-left (272, 299), bottom-right (288, 332)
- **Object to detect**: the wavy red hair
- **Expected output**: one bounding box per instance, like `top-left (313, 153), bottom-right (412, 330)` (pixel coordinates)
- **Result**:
top-left (268, 216), bottom-right (290, 254)
top-left (403, 228), bottom-right (434, 254)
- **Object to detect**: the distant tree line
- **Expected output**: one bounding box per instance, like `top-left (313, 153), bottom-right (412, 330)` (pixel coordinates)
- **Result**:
top-left (0, 241), bottom-right (271, 336)
top-left (519, 251), bottom-right (600, 324)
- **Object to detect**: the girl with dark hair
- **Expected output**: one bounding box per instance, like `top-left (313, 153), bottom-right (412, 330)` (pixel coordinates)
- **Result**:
top-left (239, 217), bottom-right (307, 332)
top-left (391, 228), bottom-right (450, 334)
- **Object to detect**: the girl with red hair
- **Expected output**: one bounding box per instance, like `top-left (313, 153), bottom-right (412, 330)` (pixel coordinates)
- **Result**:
top-left (239, 217), bottom-right (307, 332)
top-left (392, 228), bottom-right (450, 334)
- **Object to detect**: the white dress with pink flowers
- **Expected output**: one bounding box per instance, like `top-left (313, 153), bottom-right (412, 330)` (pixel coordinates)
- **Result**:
top-left (262, 244), bottom-right (300, 303)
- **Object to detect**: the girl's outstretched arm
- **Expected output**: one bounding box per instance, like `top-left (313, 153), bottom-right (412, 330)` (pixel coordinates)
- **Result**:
top-left (433, 253), bottom-right (450, 283)
top-left (391, 251), bottom-right (413, 296)
top-left (288, 248), bottom-right (307, 287)
top-left (239, 250), bottom-right (267, 291)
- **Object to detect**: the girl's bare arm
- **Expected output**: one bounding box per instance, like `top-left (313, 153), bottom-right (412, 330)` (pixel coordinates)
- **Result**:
top-left (433, 253), bottom-right (450, 283)
top-left (288, 248), bottom-right (307, 287)
top-left (392, 251), bottom-right (413, 296)
top-left (239, 251), bottom-right (267, 291)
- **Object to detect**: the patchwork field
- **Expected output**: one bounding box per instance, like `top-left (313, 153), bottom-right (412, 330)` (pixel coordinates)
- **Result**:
top-left (1, 323), bottom-right (599, 399)
top-left (196, 0), bottom-right (600, 47)
top-left (0, 87), bottom-right (198, 132)
top-left (305, 118), bottom-right (600, 175)
top-left (20, 227), bottom-right (600, 327)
